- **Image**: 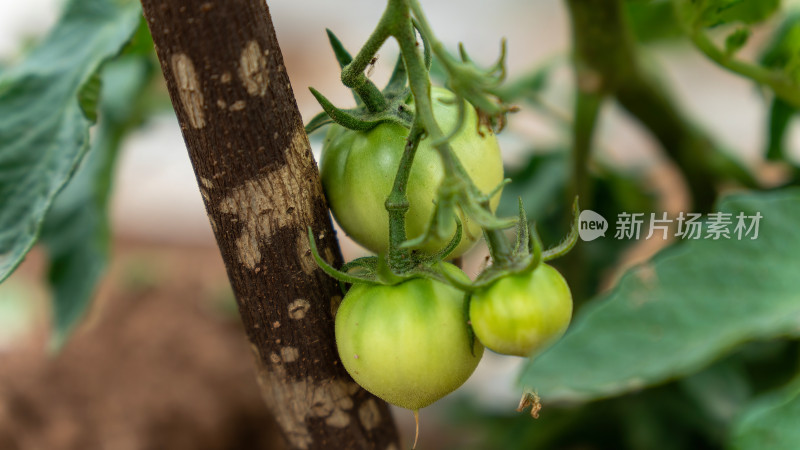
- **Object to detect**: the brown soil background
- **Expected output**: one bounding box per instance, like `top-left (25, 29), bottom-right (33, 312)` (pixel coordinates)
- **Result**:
top-left (0, 242), bottom-right (287, 450)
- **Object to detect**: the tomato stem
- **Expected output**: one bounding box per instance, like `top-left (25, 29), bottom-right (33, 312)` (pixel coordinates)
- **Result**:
top-left (327, 0), bottom-right (520, 275)
top-left (386, 122), bottom-right (424, 270)
top-left (339, 3), bottom-right (399, 113)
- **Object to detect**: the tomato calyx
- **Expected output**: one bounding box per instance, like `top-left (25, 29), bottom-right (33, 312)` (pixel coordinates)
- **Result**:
top-left (305, 27), bottom-right (430, 135)
top-left (443, 198), bottom-right (581, 295)
top-left (307, 217), bottom-right (465, 293)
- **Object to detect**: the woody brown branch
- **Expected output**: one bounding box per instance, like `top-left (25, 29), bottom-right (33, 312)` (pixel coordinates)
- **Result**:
top-left (138, 0), bottom-right (401, 448)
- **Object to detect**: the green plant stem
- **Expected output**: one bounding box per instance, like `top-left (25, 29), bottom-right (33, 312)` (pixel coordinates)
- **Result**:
top-left (566, 0), bottom-right (754, 213)
top-left (393, 15), bottom-right (458, 176)
top-left (571, 90), bottom-right (603, 205)
top-left (407, 0), bottom-right (459, 74)
top-left (339, 4), bottom-right (400, 112)
top-left (614, 72), bottom-right (757, 211)
top-left (687, 28), bottom-right (800, 109)
top-left (394, 7), bottom-right (512, 259)
top-left (337, 0), bottom-right (512, 269)
top-left (385, 122), bottom-right (423, 270)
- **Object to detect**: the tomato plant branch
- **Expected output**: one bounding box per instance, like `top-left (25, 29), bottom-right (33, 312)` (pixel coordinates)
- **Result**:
top-left (566, 0), bottom-right (755, 212)
top-left (316, 0), bottom-right (516, 276)
top-left (687, 30), bottom-right (800, 108)
top-left (571, 90), bottom-right (603, 205)
top-left (338, 8), bottom-right (395, 113)
top-left (386, 122), bottom-right (423, 270)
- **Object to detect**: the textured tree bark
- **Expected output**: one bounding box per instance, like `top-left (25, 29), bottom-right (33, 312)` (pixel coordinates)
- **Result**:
top-left (139, 1), bottom-right (401, 448)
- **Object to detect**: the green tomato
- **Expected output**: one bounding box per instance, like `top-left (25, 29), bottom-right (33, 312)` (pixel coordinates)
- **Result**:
top-left (335, 265), bottom-right (483, 411)
top-left (320, 87), bottom-right (504, 258)
top-left (469, 264), bottom-right (572, 357)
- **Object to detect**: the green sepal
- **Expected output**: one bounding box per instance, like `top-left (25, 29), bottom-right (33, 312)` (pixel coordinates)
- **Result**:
top-left (304, 110), bottom-right (333, 134)
top-left (523, 223), bottom-right (543, 273)
top-left (462, 292), bottom-right (478, 357)
top-left (411, 18), bottom-right (432, 71)
top-left (384, 52), bottom-right (409, 96)
top-left (419, 217), bottom-right (463, 263)
top-left (326, 28), bottom-right (354, 69)
top-left (434, 261), bottom-right (475, 292)
top-left (513, 197), bottom-right (529, 255)
top-left (461, 192), bottom-right (517, 230)
top-left (458, 42), bottom-right (473, 64)
top-left (340, 256), bottom-right (379, 275)
top-left (542, 197), bottom-right (580, 261)
top-left (326, 28), bottom-right (363, 107)
top-left (307, 228), bottom-right (380, 287)
top-left (490, 38), bottom-right (508, 82)
top-left (478, 178), bottom-right (511, 205)
top-left (308, 87), bottom-right (412, 131)
top-left (399, 186), bottom-right (457, 250)
top-left (432, 94), bottom-right (465, 146)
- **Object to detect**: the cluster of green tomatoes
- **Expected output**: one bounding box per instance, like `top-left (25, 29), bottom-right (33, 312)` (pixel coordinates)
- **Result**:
top-left (312, 87), bottom-right (575, 415)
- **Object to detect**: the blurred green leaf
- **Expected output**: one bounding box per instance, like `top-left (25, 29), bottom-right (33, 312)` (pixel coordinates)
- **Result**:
top-left (446, 381), bottom-right (725, 450)
top-left (762, 11), bottom-right (800, 83)
top-left (495, 58), bottom-right (560, 103)
top-left (625, 0), bottom-right (684, 43)
top-left (521, 188), bottom-right (800, 402)
top-left (498, 151), bottom-right (568, 223)
top-left (681, 0), bottom-right (781, 28)
top-left (499, 150), bottom-right (655, 300)
top-left (729, 376), bottom-right (800, 450)
top-left (724, 27), bottom-right (751, 56)
top-left (42, 52), bottom-right (154, 348)
top-left (765, 98), bottom-right (797, 161)
top-left (0, 0), bottom-right (141, 283)
top-left (761, 12), bottom-right (800, 162)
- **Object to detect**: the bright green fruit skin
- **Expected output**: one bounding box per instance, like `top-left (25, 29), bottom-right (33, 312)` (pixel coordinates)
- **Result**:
top-left (320, 87), bottom-right (504, 258)
top-left (335, 266), bottom-right (483, 410)
top-left (469, 264), bottom-right (573, 357)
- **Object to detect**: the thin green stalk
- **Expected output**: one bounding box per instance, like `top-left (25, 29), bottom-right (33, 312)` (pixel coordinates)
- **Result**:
top-left (339, 3), bottom-right (402, 112)
top-left (571, 90), bottom-right (603, 204)
top-left (393, 16), bottom-right (458, 174)
top-left (689, 31), bottom-right (800, 108)
top-left (407, 0), bottom-right (459, 73)
top-left (386, 122), bottom-right (424, 270)
top-left (333, 0), bottom-right (513, 269)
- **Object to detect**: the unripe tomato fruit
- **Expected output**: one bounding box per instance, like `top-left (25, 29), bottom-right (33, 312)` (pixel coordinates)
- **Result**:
top-left (320, 87), bottom-right (504, 258)
top-left (335, 265), bottom-right (483, 410)
top-left (469, 264), bottom-right (572, 357)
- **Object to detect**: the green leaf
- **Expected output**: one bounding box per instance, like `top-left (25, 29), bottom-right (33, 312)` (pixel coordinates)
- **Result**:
top-left (42, 53), bottom-right (153, 348)
top-left (625, 0), bottom-right (684, 43)
top-left (688, 0), bottom-right (781, 28)
top-left (0, 0), bottom-right (142, 283)
top-left (761, 11), bottom-right (800, 83)
top-left (765, 97), bottom-right (797, 161)
top-left (759, 12), bottom-right (800, 162)
top-left (729, 377), bottom-right (800, 450)
top-left (520, 188), bottom-right (800, 402)
top-left (725, 27), bottom-right (751, 56)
